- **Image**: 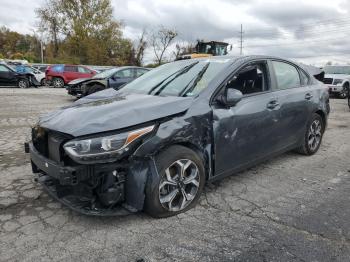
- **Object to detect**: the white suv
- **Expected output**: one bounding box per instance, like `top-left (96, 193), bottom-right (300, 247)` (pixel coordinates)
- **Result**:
top-left (323, 65), bottom-right (350, 98)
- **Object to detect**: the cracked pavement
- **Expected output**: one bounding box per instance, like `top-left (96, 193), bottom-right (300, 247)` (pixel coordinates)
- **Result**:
top-left (0, 88), bottom-right (349, 261)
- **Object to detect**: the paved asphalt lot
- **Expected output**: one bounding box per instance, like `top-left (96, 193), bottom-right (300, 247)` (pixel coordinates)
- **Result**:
top-left (0, 88), bottom-right (349, 262)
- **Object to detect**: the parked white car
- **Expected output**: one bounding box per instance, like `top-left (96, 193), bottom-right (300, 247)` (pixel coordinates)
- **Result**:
top-left (29, 67), bottom-right (46, 86)
top-left (322, 65), bottom-right (350, 98)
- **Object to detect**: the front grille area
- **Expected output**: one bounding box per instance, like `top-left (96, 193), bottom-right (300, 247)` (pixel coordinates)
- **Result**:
top-left (323, 78), bottom-right (333, 85)
top-left (32, 126), bottom-right (48, 157)
top-left (32, 126), bottom-right (71, 163)
top-left (70, 85), bottom-right (82, 92)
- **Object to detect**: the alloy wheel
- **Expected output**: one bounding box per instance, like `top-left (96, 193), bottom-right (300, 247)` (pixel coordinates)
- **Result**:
top-left (18, 80), bottom-right (28, 88)
top-left (308, 119), bottom-right (322, 151)
top-left (159, 159), bottom-right (200, 212)
top-left (53, 78), bottom-right (63, 88)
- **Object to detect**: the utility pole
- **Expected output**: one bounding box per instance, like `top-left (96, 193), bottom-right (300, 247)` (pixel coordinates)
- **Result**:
top-left (239, 24), bottom-right (244, 55)
top-left (40, 40), bottom-right (44, 64)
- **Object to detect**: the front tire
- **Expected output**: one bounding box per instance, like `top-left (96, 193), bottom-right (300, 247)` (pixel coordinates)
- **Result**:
top-left (86, 84), bottom-right (104, 96)
top-left (18, 79), bottom-right (29, 88)
top-left (52, 77), bottom-right (64, 88)
top-left (339, 83), bottom-right (349, 99)
top-left (144, 145), bottom-right (205, 218)
top-left (296, 113), bottom-right (324, 155)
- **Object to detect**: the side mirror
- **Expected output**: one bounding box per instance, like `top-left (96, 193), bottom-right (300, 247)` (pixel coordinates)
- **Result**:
top-left (217, 88), bottom-right (243, 107)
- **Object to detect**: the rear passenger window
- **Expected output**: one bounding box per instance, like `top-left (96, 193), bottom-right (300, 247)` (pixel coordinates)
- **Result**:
top-left (64, 66), bottom-right (77, 72)
top-left (51, 65), bottom-right (64, 72)
top-left (272, 61), bottom-right (300, 89)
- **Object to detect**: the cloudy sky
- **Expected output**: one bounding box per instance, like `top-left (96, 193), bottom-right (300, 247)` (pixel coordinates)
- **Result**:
top-left (1, 0), bottom-right (350, 65)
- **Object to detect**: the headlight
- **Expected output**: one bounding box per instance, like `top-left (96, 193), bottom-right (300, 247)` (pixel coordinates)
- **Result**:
top-left (333, 79), bottom-right (343, 85)
top-left (63, 125), bottom-right (154, 163)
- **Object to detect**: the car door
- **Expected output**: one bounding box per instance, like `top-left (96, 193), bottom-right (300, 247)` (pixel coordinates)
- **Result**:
top-left (269, 60), bottom-right (311, 148)
top-left (212, 60), bottom-right (284, 177)
top-left (64, 66), bottom-right (78, 82)
top-left (0, 65), bottom-right (17, 85)
top-left (111, 69), bottom-right (134, 88)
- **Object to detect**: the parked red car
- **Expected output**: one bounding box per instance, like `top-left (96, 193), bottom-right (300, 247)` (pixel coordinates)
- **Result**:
top-left (45, 64), bottom-right (96, 88)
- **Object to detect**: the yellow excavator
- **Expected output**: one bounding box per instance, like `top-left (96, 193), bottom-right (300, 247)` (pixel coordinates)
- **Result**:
top-left (177, 40), bottom-right (231, 60)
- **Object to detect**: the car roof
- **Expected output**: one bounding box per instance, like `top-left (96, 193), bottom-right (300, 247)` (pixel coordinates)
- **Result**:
top-left (114, 66), bottom-right (150, 70)
top-left (187, 54), bottom-right (297, 62)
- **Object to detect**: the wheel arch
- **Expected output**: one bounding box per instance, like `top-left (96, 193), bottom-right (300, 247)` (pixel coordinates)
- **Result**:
top-left (86, 81), bottom-right (106, 87)
top-left (153, 141), bottom-right (212, 181)
top-left (53, 76), bottom-right (65, 82)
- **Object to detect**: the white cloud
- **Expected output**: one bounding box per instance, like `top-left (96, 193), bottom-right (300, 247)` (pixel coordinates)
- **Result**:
top-left (0, 0), bottom-right (349, 65)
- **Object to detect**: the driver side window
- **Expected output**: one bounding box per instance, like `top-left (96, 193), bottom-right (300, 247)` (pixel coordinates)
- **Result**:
top-left (115, 69), bottom-right (133, 78)
top-left (226, 62), bottom-right (269, 95)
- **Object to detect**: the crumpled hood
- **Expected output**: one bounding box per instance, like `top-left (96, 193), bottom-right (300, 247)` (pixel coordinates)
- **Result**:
top-left (38, 91), bottom-right (193, 137)
top-left (68, 77), bottom-right (92, 85)
top-left (324, 74), bottom-right (350, 80)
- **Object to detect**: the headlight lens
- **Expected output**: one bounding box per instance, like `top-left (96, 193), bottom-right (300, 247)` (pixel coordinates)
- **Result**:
top-left (333, 79), bottom-right (343, 85)
top-left (63, 125), bottom-right (154, 163)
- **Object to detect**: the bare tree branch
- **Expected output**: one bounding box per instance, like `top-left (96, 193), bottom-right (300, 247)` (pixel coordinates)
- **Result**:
top-left (149, 26), bottom-right (178, 65)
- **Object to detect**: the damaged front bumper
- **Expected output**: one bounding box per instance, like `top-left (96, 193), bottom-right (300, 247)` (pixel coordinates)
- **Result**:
top-left (67, 85), bottom-right (83, 97)
top-left (327, 85), bottom-right (343, 94)
top-left (25, 141), bottom-right (151, 216)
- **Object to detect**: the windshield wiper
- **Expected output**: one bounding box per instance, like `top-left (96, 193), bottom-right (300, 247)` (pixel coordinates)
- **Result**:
top-left (178, 62), bottom-right (210, 97)
top-left (148, 62), bottom-right (199, 96)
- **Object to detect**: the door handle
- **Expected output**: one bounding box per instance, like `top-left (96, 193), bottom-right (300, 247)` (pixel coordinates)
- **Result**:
top-left (305, 93), bottom-right (313, 100)
top-left (267, 100), bottom-right (280, 109)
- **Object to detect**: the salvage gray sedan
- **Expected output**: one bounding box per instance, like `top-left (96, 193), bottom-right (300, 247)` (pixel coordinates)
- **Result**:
top-left (25, 56), bottom-right (330, 217)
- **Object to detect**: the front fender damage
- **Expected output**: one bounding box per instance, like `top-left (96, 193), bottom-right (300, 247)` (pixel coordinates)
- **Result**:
top-left (30, 106), bottom-right (213, 216)
top-left (125, 157), bottom-right (159, 211)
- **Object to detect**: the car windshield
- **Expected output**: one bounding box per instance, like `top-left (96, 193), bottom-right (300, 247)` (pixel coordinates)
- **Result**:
top-left (324, 66), bottom-right (350, 75)
top-left (121, 59), bottom-right (230, 97)
top-left (93, 68), bottom-right (118, 79)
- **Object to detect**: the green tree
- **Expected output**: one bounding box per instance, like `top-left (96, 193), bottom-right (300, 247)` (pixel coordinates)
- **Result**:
top-left (36, 0), bottom-right (134, 65)
top-left (0, 26), bottom-right (41, 62)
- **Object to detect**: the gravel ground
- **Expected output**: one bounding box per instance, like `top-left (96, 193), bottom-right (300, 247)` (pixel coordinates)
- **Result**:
top-left (0, 87), bottom-right (349, 262)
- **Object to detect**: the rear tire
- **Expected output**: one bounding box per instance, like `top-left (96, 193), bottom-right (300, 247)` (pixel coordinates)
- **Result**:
top-left (144, 145), bottom-right (205, 218)
top-left (52, 77), bottom-right (64, 88)
top-left (295, 113), bottom-right (324, 155)
top-left (18, 79), bottom-right (29, 88)
top-left (40, 78), bottom-right (46, 86)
